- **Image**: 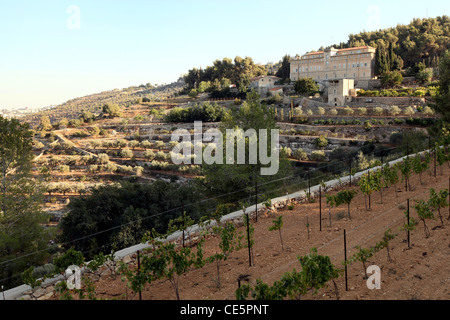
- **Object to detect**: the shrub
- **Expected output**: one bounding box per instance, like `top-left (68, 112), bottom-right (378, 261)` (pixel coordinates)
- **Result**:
top-left (372, 107), bottom-right (383, 116)
top-left (120, 149), bottom-right (134, 158)
top-left (293, 148), bottom-right (308, 161)
top-left (422, 106), bottom-right (435, 116)
top-left (388, 105), bottom-right (401, 116)
top-left (358, 107), bottom-right (367, 116)
top-left (309, 150), bottom-right (326, 162)
top-left (342, 106), bottom-right (354, 116)
top-left (315, 135), bottom-right (329, 149)
top-left (403, 106), bottom-right (415, 116)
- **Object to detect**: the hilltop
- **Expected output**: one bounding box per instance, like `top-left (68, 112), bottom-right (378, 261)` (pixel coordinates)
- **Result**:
top-left (21, 80), bottom-right (185, 128)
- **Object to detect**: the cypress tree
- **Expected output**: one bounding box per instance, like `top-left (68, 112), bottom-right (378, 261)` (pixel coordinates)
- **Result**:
top-left (388, 42), bottom-right (395, 70)
top-left (375, 45), bottom-right (389, 76)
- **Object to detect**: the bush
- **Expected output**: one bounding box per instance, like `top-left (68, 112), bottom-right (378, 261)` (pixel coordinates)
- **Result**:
top-left (388, 105), bottom-right (401, 116)
top-left (315, 135), bottom-right (329, 148)
top-left (166, 102), bottom-right (226, 123)
top-left (120, 149), bottom-right (134, 158)
top-left (413, 90), bottom-right (426, 97)
top-left (293, 148), bottom-right (308, 161)
top-left (309, 150), bottom-right (326, 162)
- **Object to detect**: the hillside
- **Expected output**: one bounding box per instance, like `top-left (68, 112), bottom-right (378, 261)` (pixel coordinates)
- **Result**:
top-left (21, 80), bottom-right (185, 128)
top-left (42, 159), bottom-right (450, 301)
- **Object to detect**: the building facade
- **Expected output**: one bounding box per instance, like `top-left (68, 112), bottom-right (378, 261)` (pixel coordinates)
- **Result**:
top-left (290, 46), bottom-right (376, 85)
top-left (327, 79), bottom-right (359, 107)
top-left (249, 75), bottom-right (281, 94)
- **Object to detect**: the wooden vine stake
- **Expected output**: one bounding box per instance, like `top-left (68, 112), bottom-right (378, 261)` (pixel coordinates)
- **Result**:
top-left (407, 199), bottom-right (410, 249)
top-left (243, 206), bottom-right (252, 267)
top-left (319, 186), bottom-right (322, 232)
top-left (137, 250), bottom-right (142, 300)
top-left (344, 229), bottom-right (348, 291)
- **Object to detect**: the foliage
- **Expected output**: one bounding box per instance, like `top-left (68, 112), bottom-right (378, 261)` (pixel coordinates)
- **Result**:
top-left (414, 199), bottom-right (434, 238)
top-left (102, 103), bottom-right (122, 118)
top-left (293, 77), bottom-right (319, 95)
top-left (183, 56), bottom-right (266, 92)
top-left (315, 135), bottom-right (329, 149)
top-left (53, 248), bottom-right (85, 274)
top-left (236, 248), bottom-right (341, 300)
top-left (333, 190), bottom-right (357, 219)
top-left (430, 50), bottom-right (450, 127)
top-left (275, 55), bottom-right (291, 80)
top-left (380, 70), bottom-right (403, 88)
top-left (324, 16), bottom-right (449, 70)
top-left (428, 188), bottom-right (449, 226)
top-left (165, 102), bottom-right (227, 123)
top-left (201, 91), bottom-right (292, 203)
top-left (0, 116), bottom-right (50, 289)
top-left (59, 180), bottom-right (206, 259)
top-left (268, 216), bottom-right (284, 250)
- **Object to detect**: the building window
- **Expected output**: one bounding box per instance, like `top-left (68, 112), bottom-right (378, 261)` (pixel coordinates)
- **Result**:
top-left (352, 64), bottom-right (355, 68)
top-left (364, 63), bottom-right (367, 67)
top-left (325, 74), bottom-right (328, 79)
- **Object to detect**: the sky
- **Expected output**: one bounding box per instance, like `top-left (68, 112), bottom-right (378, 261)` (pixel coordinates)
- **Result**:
top-left (0, 0), bottom-right (449, 109)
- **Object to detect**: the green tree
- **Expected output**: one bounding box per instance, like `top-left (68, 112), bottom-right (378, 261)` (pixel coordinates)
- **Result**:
top-left (294, 78), bottom-right (319, 95)
top-left (375, 44), bottom-right (389, 76)
top-left (275, 55), bottom-right (291, 80)
top-left (0, 116), bottom-right (50, 289)
top-left (79, 110), bottom-right (95, 123)
top-left (39, 115), bottom-right (53, 131)
top-left (315, 135), bottom-right (329, 149)
top-left (59, 181), bottom-right (205, 258)
top-left (430, 50), bottom-right (450, 126)
top-left (334, 190), bottom-right (357, 220)
top-left (202, 91), bottom-right (292, 203)
top-left (102, 103), bottom-right (122, 118)
top-left (381, 70), bottom-right (403, 88)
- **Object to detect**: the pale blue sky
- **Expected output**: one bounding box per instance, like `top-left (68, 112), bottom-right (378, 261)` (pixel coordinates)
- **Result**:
top-left (0, 0), bottom-right (448, 109)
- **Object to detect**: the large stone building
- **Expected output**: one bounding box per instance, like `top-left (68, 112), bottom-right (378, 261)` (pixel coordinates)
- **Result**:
top-left (290, 46), bottom-right (376, 87)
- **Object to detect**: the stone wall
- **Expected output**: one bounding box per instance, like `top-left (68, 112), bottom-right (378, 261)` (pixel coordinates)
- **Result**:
top-left (349, 96), bottom-right (427, 107)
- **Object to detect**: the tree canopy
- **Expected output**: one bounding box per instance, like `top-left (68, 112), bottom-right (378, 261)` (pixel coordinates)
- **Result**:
top-left (59, 180), bottom-right (206, 259)
top-left (323, 16), bottom-right (449, 69)
top-left (201, 91), bottom-right (292, 203)
top-left (0, 116), bottom-right (50, 289)
top-left (183, 56), bottom-right (267, 92)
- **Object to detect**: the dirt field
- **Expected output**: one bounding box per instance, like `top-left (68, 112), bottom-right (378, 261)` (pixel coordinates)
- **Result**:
top-left (54, 163), bottom-right (450, 301)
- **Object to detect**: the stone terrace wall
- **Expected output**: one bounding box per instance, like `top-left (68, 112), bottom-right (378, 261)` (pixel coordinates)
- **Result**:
top-left (349, 96), bottom-right (427, 107)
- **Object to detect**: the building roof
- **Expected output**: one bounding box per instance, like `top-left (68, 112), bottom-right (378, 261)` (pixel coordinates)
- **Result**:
top-left (251, 75), bottom-right (281, 81)
top-left (269, 87), bottom-right (283, 91)
top-left (303, 46), bottom-right (375, 57)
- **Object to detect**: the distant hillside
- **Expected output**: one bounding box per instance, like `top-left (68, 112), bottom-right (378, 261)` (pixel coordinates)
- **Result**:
top-left (22, 80), bottom-right (185, 127)
top-left (318, 16), bottom-right (449, 69)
